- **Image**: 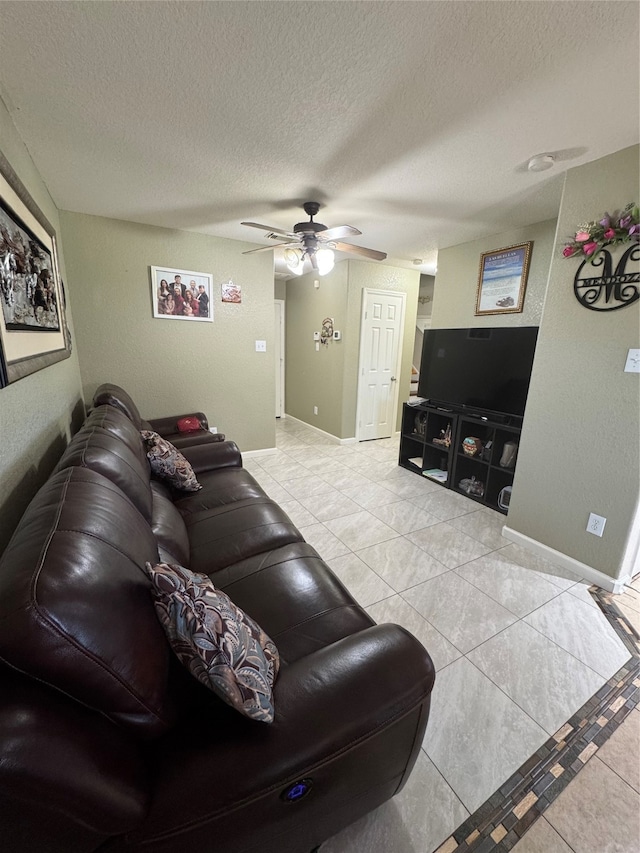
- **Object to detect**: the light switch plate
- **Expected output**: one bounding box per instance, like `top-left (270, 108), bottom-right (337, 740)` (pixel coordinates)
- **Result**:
top-left (624, 348), bottom-right (640, 373)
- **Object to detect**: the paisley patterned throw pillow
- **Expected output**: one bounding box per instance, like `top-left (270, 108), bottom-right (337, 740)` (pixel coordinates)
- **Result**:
top-left (140, 430), bottom-right (202, 491)
top-left (143, 562), bottom-right (280, 723)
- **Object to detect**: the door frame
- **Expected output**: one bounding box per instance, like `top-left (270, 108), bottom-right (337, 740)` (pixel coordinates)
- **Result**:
top-left (355, 288), bottom-right (406, 441)
top-left (275, 299), bottom-right (285, 418)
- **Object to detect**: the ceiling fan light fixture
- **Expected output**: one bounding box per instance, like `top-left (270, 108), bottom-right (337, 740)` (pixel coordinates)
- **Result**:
top-left (316, 248), bottom-right (335, 276)
top-left (284, 247), bottom-right (304, 275)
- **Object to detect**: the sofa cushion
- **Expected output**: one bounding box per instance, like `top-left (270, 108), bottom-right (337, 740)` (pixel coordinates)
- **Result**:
top-left (141, 431), bottom-right (202, 492)
top-left (144, 562), bottom-right (279, 723)
top-left (84, 404), bottom-right (149, 460)
top-left (173, 467), bottom-right (268, 513)
top-left (185, 498), bottom-right (304, 576)
top-left (93, 383), bottom-right (143, 429)
top-left (0, 467), bottom-right (176, 738)
top-left (207, 542), bottom-right (375, 663)
top-left (150, 484), bottom-right (191, 567)
top-left (55, 419), bottom-right (153, 522)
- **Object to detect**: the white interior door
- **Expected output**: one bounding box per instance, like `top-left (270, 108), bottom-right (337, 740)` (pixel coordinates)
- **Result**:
top-left (274, 300), bottom-right (285, 418)
top-left (357, 289), bottom-right (405, 441)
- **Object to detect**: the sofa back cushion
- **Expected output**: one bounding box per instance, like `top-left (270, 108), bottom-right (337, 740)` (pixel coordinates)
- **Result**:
top-left (92, 383), bottom-right (143, 429)
top-left (150, 482), bottom-right (191, 567)
top-left (84, 404), bottom-right (147, 457)
top-left (0, 467), bottom-right (176, 738)
top-left (55, 409), bottom-right (153, 521)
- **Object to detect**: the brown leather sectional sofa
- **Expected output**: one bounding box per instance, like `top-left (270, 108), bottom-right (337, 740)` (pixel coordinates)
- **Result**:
top-left (0, 385), bottom-right (435, 853)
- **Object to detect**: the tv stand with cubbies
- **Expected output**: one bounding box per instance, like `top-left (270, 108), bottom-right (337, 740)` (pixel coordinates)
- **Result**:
top-left (399, 402), bottom-right (522, 515)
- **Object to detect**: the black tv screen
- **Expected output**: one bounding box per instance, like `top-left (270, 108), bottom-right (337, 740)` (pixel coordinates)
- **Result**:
top-left (417, 327), bottom-right (538, 419)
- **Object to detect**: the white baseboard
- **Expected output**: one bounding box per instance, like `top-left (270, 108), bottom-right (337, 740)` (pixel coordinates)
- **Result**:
top-left (284, 414), bottom-right (357, 445)
top-left (501, 526), bottom-right (632, 594)
top-left (241, 447), bottom-right (277, 459)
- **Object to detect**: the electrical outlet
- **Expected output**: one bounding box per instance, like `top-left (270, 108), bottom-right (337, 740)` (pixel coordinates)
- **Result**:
top-left (587, 513), bottom-right (606, 537)
top-left (255, 340), bottom-right (266, 352)
top-left (313, 406), bottom-right (318, 415)
top-left (624, 348), bottom-right (640, 372)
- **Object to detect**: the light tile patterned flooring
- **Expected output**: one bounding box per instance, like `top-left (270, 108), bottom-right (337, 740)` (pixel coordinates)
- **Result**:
top-left (243, 419), bottom-right (639, 853)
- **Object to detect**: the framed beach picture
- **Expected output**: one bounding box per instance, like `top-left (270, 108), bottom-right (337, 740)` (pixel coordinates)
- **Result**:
top-left (150, 266), bottom-right (213, 322)
top-left (475, 242), bottom-right (533, 316)
top-left (0, 150), bottom-right (71, 387)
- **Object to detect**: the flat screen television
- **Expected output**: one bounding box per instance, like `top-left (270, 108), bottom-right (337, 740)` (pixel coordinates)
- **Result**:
top-left (417, 326), bottom-right (538, 420)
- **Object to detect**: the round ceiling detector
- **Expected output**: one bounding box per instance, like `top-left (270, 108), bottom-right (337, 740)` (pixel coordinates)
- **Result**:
top-left (527, 154), bottom-right (556, 172)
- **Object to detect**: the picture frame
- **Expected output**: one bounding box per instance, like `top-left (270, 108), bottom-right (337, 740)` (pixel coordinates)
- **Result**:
top-left (0, 149), bottom-right (71, 387)
top-left (475, 241), bottom-right (533, 316)
top-left (150, 266), bottom-right (213, 322)
top-left (221, 279), bottom-right (241, 303)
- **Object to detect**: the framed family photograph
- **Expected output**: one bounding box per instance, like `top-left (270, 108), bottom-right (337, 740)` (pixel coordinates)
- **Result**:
top-left (0, 150), bottom-right (71, 387)
top-left (475, 241), bottom-right (533, 316)
top-left (150, 266), bottom-right (213, 322)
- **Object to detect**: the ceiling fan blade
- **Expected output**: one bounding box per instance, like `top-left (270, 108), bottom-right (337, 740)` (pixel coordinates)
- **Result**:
top-left (332, 241), bottom-right (387, 261)
top-left (242, 241), bottom-right (296, 255)
top-left (317, 224), bottom-right (362, 240)
top-left (241, 222), bottom-right (297, 239)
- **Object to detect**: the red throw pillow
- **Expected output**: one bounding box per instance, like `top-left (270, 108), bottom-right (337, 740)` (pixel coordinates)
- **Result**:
top-left (177, 416), bottom-right (202, 433)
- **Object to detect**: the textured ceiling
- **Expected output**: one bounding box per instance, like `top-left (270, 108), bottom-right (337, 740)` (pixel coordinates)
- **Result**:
top-left (0, 1), bottom-right (638, 276)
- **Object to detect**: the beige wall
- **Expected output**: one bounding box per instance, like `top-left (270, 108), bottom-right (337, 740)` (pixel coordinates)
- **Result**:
top-left (284, 263), bottom-right (349, 436)
top-left (508, 145), bottom-right (639, 582)
top-left (285, 260), bottom-right (419, 439)
top-left (0, 99), bottom-right (84, 556)
top-left (432, 219), bottom-right (557, 328)
top-left (59, 212), bottom-right (276, 452)
top-left (418, 274), bottom-right (435, 318)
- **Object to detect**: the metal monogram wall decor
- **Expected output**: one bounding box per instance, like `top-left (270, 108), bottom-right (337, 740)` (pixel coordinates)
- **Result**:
top-left (562, 203), bottom-right (639, 312)
top-left (573, 244), bottom-right (639, 312)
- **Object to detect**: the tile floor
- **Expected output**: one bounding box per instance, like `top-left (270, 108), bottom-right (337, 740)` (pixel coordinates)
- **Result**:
top-left (243, 418), bottom-right (640, 853)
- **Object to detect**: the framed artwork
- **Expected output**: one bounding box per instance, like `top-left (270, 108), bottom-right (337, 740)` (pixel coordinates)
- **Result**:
top-left (0, 150), bottom-right (71, 387)
top-left (475, 241), bottom-right (533, 316)
top-left (150, 266), bottom-right (213, 322)
top-left (221, 279), bottom-right (241, 303)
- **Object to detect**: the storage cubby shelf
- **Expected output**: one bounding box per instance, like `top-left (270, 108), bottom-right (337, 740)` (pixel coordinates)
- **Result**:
top-left (399, 403), bottom-right (521, 514)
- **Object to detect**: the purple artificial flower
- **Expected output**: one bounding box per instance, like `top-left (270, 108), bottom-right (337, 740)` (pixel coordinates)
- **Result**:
top-left (619, 214), bottom-right (632, 229)
top-left (628, 224), bottom-right (640, 236)
top-left (599, 215), bottom-right (611, 228)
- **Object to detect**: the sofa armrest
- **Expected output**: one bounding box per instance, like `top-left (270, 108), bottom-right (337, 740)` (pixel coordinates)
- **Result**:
top-left (251, 622), bottom-right (435, 784)
top-left (147, 412), bottom-right (210, 434)
top-left (121, 624), bottom-right (435, 850)
top-left (0, 668), bottom-right (149, 848)
top-left (179, 440), bottom-right (243, 473)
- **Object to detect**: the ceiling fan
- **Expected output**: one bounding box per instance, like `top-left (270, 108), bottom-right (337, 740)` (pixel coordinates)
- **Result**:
top-left (241, 201), bottom-right (387, 275)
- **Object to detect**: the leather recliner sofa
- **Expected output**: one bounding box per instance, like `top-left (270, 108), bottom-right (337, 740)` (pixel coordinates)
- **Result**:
top-left (93, 382), bottom-right (227, 448)
top-left (0, 388), bottom-right (435, 853)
